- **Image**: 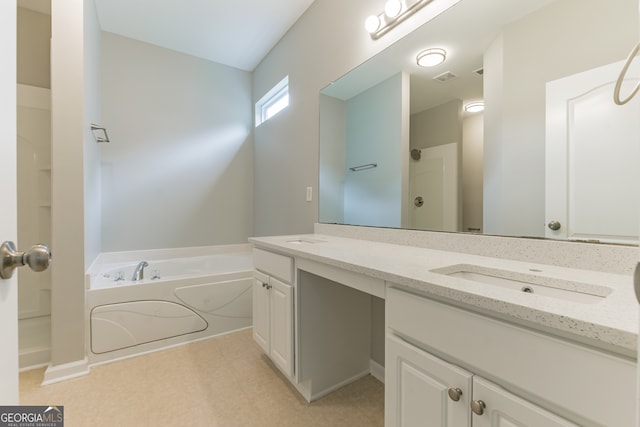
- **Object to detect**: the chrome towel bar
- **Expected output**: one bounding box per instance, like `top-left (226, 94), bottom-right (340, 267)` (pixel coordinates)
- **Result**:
top-left (348, 163), bottom-right (378, 172)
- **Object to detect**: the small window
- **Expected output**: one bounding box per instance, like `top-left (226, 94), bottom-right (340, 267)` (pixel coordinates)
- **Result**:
top-left (255, 76), bottom-right (289, 127)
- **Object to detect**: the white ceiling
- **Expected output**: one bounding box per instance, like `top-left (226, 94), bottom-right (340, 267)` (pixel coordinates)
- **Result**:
top-left (18, 0), bottom-right (316, 72)
top-left (93, 0), bottom-right (316, 71)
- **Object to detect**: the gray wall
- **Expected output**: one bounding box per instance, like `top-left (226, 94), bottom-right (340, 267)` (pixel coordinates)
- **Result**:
top-left (410, 99), bottom-right (462, 150)
top-left (462, 113), bottom-right (483, 233)
top-left (318, 94), bottom-right (345, 224)
top-left (252, 0), bottom-right (461, 236)
top-left (84, 0), bottom-right (102, 272)
top-left (344, 73), bottom-right (405, 227)
top-left (100, 33), bottom-right (253, 251)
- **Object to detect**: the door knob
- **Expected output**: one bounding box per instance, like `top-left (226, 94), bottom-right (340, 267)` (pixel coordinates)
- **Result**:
top-left (0, 241), bottom-right (51, 279)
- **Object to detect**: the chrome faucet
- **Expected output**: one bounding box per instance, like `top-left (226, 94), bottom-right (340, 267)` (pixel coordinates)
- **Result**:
top-left (131, 261), bottom-right (149, 281)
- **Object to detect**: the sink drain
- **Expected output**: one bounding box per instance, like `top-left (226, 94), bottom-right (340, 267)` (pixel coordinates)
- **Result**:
top-left (521, 286), bottom-right (534, 293)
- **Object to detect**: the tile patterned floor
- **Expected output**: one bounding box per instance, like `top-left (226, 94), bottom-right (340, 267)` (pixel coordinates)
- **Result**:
top-left (20, 329), bottom-right (384, 426)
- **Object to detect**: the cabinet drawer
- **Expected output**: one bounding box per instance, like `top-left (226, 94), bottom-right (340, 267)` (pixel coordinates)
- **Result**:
top-left (253, 248), bottom-right (294, 283)
top-left (387, 286), bottom-right (636, 426)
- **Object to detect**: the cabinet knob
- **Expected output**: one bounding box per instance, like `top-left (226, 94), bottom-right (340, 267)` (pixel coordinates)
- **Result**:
top-left (447, 387), bottom-right (463, 402)
top-left (266, 284), bottom-right (272, 290)
top-left (471, 399), bottom-right (486, 416)
top-left (547, 220), bottom-right (561, 231)
top-left (262, 282), bottom-right (268, 288)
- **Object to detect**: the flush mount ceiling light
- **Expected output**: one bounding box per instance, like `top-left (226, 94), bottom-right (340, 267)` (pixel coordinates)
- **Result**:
top-left (464, 101), bottom-right (485, 113)
top-left (365, 0), bottom-right (430, 39)
top-left (416, 48), bottom-right (446, 67)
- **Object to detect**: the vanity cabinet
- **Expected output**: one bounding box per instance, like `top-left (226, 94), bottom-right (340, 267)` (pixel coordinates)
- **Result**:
top-left (387, 335), bottom-right (578, 426)
top-left (386, 286), bottom-right (636, 427)
top-left (386, 334), bottom-right (472, 426)
top-left (252, 248), bottom-right (294, 377)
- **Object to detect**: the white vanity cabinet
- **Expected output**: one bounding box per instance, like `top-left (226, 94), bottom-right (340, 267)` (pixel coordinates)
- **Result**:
top-left (386, 334), bottom-right (473, 426)
top-left (386, 335), bottom-right (578, 427)
top-left (252, 248), bottom-right (294, 377)
top-left (386, 286), bottom-right (636, 427)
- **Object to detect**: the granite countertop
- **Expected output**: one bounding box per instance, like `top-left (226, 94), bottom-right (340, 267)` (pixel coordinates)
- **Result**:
top-left (250, 234), bottom-right (638, 357)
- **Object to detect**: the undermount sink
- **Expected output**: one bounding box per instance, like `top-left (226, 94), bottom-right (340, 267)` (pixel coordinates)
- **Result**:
top-left (285, 237), bottom-right (326, 244)
top-left (431, 264), bottom-right (612, 304)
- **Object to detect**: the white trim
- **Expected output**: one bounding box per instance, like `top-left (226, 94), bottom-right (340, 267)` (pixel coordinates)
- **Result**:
top-left (41, 358), bottom-right (90, 386)
top-left (369, 359), bottom-right (385, 383)
top-left (309, 369), bottom-right (370, 401)
top-left (19, 347), bottom-right (51, 371)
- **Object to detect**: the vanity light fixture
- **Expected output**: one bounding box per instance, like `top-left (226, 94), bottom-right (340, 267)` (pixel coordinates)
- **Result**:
top-left (464, 101), bottom-right (485, 113)
top-left (365, 0), bottom-right (431, 39)
top-left (416, 48), bottom-right (446, 67)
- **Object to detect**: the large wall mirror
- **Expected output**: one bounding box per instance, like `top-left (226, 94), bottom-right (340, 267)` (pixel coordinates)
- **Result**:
top-left (319, 0), bottom-right (640, 245)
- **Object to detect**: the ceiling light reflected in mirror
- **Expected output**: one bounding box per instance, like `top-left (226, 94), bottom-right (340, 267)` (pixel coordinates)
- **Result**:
top-left (416, 48), bottom-right (447, 67)
top-left (464, 101), bottom-right (485, 113)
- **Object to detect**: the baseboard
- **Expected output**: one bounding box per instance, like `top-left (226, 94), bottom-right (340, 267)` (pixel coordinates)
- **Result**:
top-left (310, 369), bottom-right (370, 401)
top-left (369, 359), bottom-right (385, 384)
top-left (41, 357), bottom-right (90, 386)
top-left (19, 347), bottom-right (51, 371)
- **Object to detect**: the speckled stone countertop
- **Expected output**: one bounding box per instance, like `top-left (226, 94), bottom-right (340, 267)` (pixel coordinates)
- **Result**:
top-left (250, 234), bottom-right (638, 358)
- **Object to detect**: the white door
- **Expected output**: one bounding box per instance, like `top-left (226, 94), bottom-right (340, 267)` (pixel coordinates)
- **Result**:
top-left (409, 143), bottom-right (459, 232)
top-left (385, 335), bottom-right (472, 427)
top-left (546, 59), bottom-right (640, 244)
top-left (0, 1), bottom-right (20, 404)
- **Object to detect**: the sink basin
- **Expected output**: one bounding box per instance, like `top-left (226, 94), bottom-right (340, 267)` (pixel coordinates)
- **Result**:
top-left (431, 264), bottom-right (612, 304)
top-left (285, 237), bottom-right (326, 244)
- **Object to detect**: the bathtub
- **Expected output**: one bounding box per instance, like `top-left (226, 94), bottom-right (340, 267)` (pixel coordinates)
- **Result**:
top-left (86, 244), bottom-right (253, 365)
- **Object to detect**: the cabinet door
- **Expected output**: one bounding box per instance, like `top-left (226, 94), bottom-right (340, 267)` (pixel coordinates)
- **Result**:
top-left (386, 335), bottom-right (472, 427)
top-left (269, 277), bottom-right (293, 377)
top-left (472, 377), bottom-right (579, 427)
top-left (252, 275), bottom-right (270, 354)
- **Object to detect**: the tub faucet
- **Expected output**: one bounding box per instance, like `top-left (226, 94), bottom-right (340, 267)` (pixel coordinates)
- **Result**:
top-left (132, 261), bottom-right (149, 281)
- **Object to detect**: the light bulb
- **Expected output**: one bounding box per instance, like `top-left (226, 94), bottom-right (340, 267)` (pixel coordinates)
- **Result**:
top-left (384, 0), bottom-right (402, 18)
top-left (365, 15), bottom-right (381, 33)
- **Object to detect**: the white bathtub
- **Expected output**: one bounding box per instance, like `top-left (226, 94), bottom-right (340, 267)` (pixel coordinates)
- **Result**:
top-left (86, 244), bottom-right (253, 364)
